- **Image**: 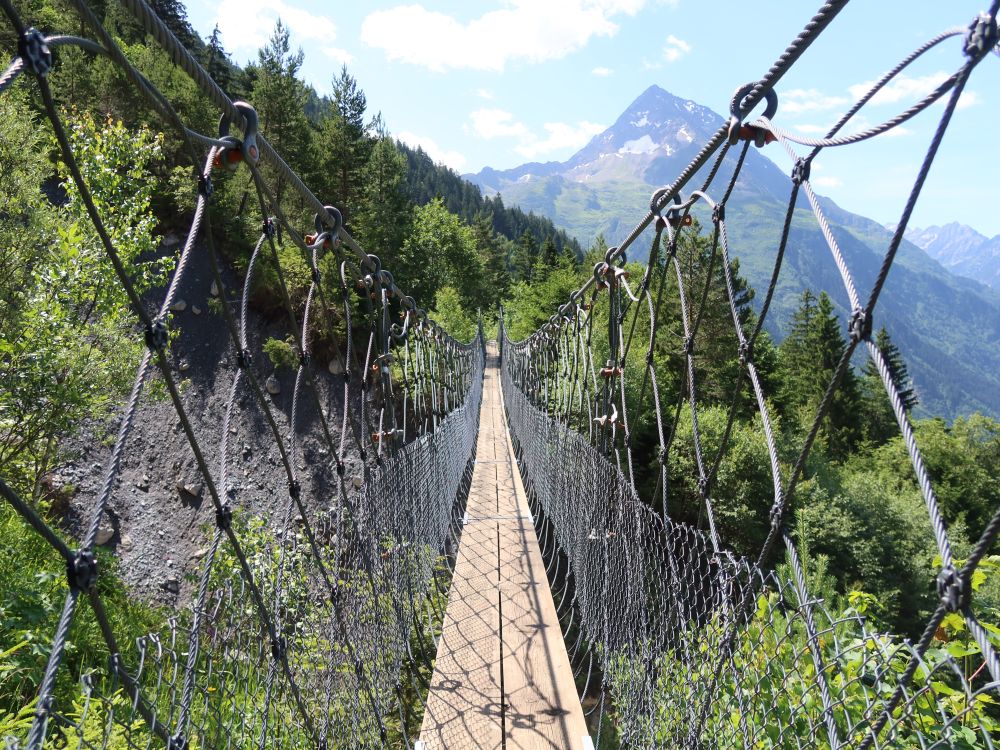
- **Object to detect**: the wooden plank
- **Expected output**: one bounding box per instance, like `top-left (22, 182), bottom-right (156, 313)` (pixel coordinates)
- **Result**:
top-left (420, 343), bottom-right (589, 749)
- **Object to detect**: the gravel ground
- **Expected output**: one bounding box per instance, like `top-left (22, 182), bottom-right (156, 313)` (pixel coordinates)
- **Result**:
top-left (55, 240), bottom-right (367, 606)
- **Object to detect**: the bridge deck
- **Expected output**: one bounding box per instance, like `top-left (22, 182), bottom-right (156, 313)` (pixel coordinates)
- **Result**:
top-left (418, 344), bottom-right (590, 749)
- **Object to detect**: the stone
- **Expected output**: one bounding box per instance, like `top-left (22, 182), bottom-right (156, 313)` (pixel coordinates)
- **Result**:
top-left (163, 576), bottom-right (180, 593)
top-left (265, 375), bottom-right (281, 395)
top-left (352, 475), bottom-right (363, 490)
top-left (169, 299), bottom-right (187, 312)
top-left (94, 524), bottom-right (114, 546)
top-left (135, 475), bottom-right (149, 491)
top-left (328, 358), bottom-right (345, 375)
top-left (192, 547), bottom-right (209, 560)
top-left (120, 534), bottom-right (133, 549)
top-left (192, 305), bottom-right (202, 316)
top-left (183, 482), bottom-right (203, 498)
top-left (178, 359), bottom-right (190, 372)
top-left (210, 280), bottom-right (220, 297)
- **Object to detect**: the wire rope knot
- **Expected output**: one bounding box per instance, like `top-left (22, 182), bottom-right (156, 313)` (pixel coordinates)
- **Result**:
top-left (728, 81), bottom-right (778, 147)
top-left (67, 550), bottom-right (98, 592)
top-left (964, 12), bottom-right (998, 59)
top-left (19, 28), bottom-right (52, 77)
top-left (936, 565), bottom-right (971, 612)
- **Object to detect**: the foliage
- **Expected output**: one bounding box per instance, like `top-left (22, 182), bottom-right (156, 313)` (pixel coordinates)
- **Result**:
top-left (431, 286), bottom-right (478, 343)
top-left (0, 103), bottom-right (167, 497)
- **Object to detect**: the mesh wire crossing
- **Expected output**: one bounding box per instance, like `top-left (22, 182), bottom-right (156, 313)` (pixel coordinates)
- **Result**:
top-left (1, 0), bottom-right (1000, 747)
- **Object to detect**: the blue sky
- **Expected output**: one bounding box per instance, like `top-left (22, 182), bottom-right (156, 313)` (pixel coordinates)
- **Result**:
top-left (183, 0), bottom-right (1000, 237)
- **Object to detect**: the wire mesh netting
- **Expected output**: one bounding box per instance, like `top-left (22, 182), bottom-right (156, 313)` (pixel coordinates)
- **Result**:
top-left (500, 3), bottom-right (1000, 747)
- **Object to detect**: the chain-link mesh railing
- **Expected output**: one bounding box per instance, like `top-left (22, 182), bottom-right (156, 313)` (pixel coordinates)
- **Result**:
top-left (501, 3), bottom-right (1000, 747)
top-left (0, 0), bottom-right (486, 746)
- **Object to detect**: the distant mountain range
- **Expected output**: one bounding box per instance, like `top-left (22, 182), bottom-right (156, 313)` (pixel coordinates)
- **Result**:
top-left (900, 223), bottom-right (1000, 290)
top-left (465, 85), bottom-right (1000, 420)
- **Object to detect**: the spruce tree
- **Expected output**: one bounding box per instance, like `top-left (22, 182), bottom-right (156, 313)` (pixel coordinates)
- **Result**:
top-left (779, 290), bottom-right (862, 460)
top-left (317, 66), bottom-right (371, 225)
top-left (861, 327), bottom-right (917, 443)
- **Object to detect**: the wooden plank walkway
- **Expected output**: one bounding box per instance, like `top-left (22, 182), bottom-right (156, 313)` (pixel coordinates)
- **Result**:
top-left (418, 343), bottom-right (591, 750)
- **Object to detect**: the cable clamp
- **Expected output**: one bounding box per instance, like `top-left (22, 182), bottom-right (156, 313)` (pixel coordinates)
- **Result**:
top-left (848, 307), bottom-right (871, 343)
top-left (683, 335), bottom-right (695, 355)
top-left (964, 12), bottom-right (998, 59)
top-left (198, 173), bottom-right (213, 198)
top-left (937, 565), bottom-right (971, 612)
top-left (791, 158), bottom-right (811, 186)
top-left (738, 340), bottom-right (753, 367)
top-left (288, 480), bottom-right (301, 499)
top-left (263, 217), bottom-right (276, 239)
top-left (67, 550), bottom-right (98, 592)
top-left (271, 636), bottom-right (287, 661)
top-left (144, 318), bottom-right (169, 351)
top-left (712, 204), bottom-right (726, 224)
top-left (167, 734), bottom-right (189, 750)
top-left (215, 503), bottom-right (233, 531)
top-left (236, 348), bottom-right (252, 368)
top-left (19, 28), bottom-right (52, 77)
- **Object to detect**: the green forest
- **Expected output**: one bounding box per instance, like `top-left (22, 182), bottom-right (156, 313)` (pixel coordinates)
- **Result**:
top-left (1, 0), bottom-right (999, 745)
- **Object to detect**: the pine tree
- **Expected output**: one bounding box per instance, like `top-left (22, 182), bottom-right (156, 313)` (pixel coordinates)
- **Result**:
top-left (316, 66), bottom-right (371, 225)
top-left (251, 21), bottom-right (311, 205)
top-left (355, 125), bottom-right (411, 269)
top-left (471, 215), bottom-right (511, 311)
top-left (510, 231), bottom-right (539, 282)
top-left (861, 327), bottom-right (918, 443)
top-left (779, 290), bottom-right (862, 460)
top-left (204, 25), bottom-right (236, 96)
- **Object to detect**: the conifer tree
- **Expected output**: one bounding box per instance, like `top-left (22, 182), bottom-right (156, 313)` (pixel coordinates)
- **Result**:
top-left (355, 120), bottom-right (410, 268)
top-left (251, 21), bottom-right (311, 205)
top-left (861, 327), bottom-right (918, 443)
top-left (317, 66), bottom-right (371, 225)
top-left (779, 290), bottom-right (862, 459)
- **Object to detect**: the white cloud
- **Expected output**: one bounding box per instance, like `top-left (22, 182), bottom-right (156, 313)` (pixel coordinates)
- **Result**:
top-left (213, 0), bottom-right (344, 57)
top-left (360, 0), bottom-right (647, 72)
top-left (470, 108), bottom-right (530, 139)
top-left (848, 72), bottom-right (978, 110)
top-left (322, 47), bottom-right (353, 64)
top-left (397, 131), bottom-right (467, 172)
top-left (781, 88), bottom-right (848, 116)
top-left (794, 123), bottom-right (829, 135)
top-left (663, 34), bottom-right (690, 62)
top-left (812, 175), bottom-right (843, 188)
top-left (469, 108), bottom-right (604, 158)
top-left (476, 88), bottom-right (495, 100)
top-left (515, 121), bottom-right (606, 158)
top-left (592, 66), bottom-right (614, 77)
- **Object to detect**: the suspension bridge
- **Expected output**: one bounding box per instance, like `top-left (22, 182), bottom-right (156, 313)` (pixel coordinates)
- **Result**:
top-left (1, 0), bottom-right (999, 747)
